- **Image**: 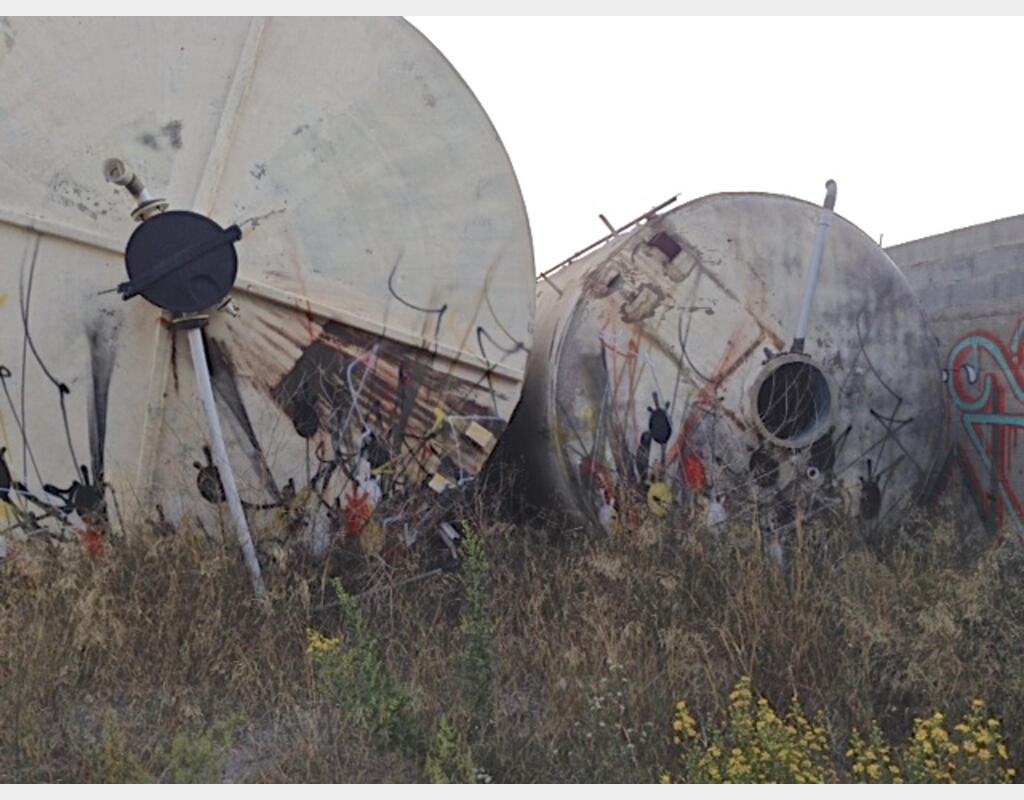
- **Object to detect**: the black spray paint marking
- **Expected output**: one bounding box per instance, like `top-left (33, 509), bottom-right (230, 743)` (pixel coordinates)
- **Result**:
top-left (475, 326), bottom-right (527, 413)
top-left (205, 335), bottom-right (282, 502)
top-left (86, 317), bottom-right (118, 488)
top-left (387, 252), bottom-right (447, 346)
top-left (855, 308), bottom-right (924, 477)
top-left (0, 365), bottom-right (44, 490)
top-left (18, 236), bottom-right (82, 483)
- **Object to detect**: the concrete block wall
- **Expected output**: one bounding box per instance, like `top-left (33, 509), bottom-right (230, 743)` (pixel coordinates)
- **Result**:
top-left (888, 215), bottom-right (1024, 543)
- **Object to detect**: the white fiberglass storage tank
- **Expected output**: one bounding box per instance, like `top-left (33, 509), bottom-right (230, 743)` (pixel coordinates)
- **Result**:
top-left (0, 17), bottom-right (534, 558)
top-left (503, 190), bottom-right (944, 539)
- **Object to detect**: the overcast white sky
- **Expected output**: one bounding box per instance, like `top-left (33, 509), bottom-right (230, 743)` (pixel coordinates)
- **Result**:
top-left (410, 16), bottom-right (1024, 272)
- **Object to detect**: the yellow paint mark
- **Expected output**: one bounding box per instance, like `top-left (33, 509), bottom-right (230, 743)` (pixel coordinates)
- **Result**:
top-left (0, 293), bottom-right (6, 308)
top-left (426, 406), bottom-right (449, 437)
top-left (647, 482), bottom-right (672, 517)
top-left (428, 474), bottom-right (453, 494)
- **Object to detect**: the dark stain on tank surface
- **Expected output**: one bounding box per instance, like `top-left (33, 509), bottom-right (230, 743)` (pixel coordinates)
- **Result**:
top-left (2, 17), bottom-right (15, 51)
top-left (162, 120), bottom-right (183, 149)
top-left (138, 121), bottom-right (183, 150)
top-left (749, 448), bottom-right (779, 488)
top-left (49, 175), bottom-right (103, 220)
top-left (85, 317), bottom-right (118, 490)
top-left (170, 327), bottom-right (180, 393)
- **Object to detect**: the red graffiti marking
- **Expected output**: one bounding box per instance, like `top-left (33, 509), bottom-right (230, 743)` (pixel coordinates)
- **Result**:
top-left (667, 317), bottom-right (763, 490)
top-left (599, 323), bottom-right (643, 442)
top-left (579, 457), bottom-right (616, 504)
top-left (80, 527), bottom-right (106, 558)
top-left (342, 486), bottom-right (373, 536)
top-left (683, 453), bottom-right (707, 491)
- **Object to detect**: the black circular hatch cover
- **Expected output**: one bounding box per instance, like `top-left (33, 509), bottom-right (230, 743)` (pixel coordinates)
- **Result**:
top-left (123, 210), bottom-right (241, 314)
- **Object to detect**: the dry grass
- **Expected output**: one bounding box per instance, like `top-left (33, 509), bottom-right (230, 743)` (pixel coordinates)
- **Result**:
top-left (1, 485), bottom-right (1023, 782)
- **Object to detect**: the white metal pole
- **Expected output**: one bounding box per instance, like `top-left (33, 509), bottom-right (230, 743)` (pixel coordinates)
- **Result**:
top-left (792, 179), bottom-right (837, 354)
top-left (187, 326), bottom-right (265, 598)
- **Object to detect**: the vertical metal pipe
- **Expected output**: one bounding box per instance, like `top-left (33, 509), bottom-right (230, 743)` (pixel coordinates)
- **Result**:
top-left (791, 179), bottom-right (837, 354)
top-left (187, 326), bottom-right (265, 598)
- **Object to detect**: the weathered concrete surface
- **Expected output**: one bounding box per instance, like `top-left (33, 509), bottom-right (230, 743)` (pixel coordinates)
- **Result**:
top-left (888, 215), bottom-right (1024, 543)
top-left (502, 193), bottom-right (945, 543)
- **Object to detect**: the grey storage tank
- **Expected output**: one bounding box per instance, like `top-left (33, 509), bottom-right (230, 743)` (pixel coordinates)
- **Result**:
top-left (503, 190), bottom-right (945, 540)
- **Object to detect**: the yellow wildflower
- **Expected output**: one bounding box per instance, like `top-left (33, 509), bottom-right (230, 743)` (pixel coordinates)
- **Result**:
top-left (305, 628), bottom-right (340, 656)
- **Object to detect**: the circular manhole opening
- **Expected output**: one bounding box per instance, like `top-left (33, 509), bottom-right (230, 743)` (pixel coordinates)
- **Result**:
top-left (753, 355), bottom-right (834, 449)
